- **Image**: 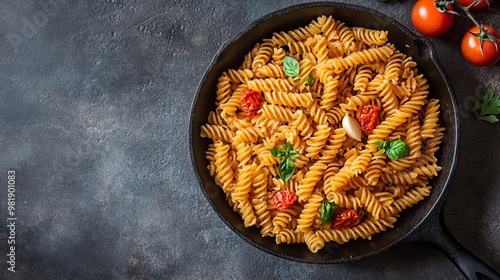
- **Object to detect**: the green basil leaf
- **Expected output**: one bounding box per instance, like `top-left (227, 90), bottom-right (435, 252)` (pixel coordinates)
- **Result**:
top-left (270, 148), bottom-right (286, 158)
top-left (288, 151), bottom-right (300, 160)
top-left (279, 157), bottom-right (295, 182)
top-left (283, 56), bottom-right (300, 77)
top-left (375, 148), bottom-right (386, 156)
top-left (283, 141), bottom-right (293, 154)
top-left (386, 140), bottom-right (410, 160)
top-left (320, 200), bottom-right (339, 226)
top-left (372, 140), bottom-right (387, 148)
top-left (304, 73), bottom-right (314, 86)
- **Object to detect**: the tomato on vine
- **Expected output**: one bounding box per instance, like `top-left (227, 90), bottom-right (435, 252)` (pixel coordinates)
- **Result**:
top-left (461, 25), bottom-right (500, 66)
top-left (456, 0), bottom-right (493, 10)
top-left (411, 0), bottom-right (455, 37)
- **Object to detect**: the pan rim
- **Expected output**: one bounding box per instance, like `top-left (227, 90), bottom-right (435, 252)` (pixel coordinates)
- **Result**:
top-left (189, 1), bottom-right (460, 263)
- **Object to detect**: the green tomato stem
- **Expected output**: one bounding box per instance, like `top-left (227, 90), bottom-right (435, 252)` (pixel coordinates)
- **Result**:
top-left (449, 0), bottom-right (500, 49)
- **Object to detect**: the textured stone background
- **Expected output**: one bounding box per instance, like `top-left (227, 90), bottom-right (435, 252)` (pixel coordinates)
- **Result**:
top-left (0, 0), bottom-right (499, 279)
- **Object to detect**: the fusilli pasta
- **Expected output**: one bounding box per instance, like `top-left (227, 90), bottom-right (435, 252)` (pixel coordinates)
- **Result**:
top-left (201, 15), bottom-right (444, 253)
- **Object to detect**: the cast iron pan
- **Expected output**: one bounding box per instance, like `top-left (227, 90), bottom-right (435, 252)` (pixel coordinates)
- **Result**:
top-left (190, 3), bottom-right (499, 279)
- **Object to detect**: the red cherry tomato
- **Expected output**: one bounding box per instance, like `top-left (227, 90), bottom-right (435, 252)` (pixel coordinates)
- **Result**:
top-left (272, 190), bottom-right (297, 210)
top-left (456, 0), bottom-right (493, 10)
top-left (240, 88), bottom-right (261, 116)
top-left (358, 105), bottom-right (379, 134)
top-left (461, 25), bottom-right (500, 66)
top-left (333, 209), bottom-right (360, 229)
top-left (411, 0), bottom-right (455, 37)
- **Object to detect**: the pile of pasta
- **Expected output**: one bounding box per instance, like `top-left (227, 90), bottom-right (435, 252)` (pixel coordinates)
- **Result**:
top-left (200, 15), bottom-right (443, 253)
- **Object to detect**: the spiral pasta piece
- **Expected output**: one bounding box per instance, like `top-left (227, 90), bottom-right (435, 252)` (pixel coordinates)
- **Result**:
top-left (336, 21), bottom-right (356, 52)
top-left (234, 126), bottom-right (260, 143)
top-left (345, 216), bottom-right (397, 240)
top-left (272, 205), bottom-right (302, 233)
top-left (269, 47), bottom-right (285, 65)
top-left (213, 141), bottom-right (234, 192)
top-left (260, 104), bottom-right (294, 123)
top-left (328, 191), bottom-right (362, 210)
top-left (239, 43), bottom-right (259, 70)
top-left (231, 164), bottom-right (255, 203)
top-left (321, 128), bottom-right (346, 160)
top-left (235, 141), bottom-right (252, 167)
top-left (383, 51), bottom-right (405, 83)
top-left (228, 68), bottom-right (254, 84)
top-left (297, 193), bottom-right (323, 232)
top-left (380, 81), bottom-right (399, 116)
top-left (353, 64), bottom-right (373, 92)
top-left (207, 110), bottom-right (226, 126)
top-left (256, 147), bottom-right (279, 167)
top-left (326, 107), bottom-right (345, 126)
top-left (421, 99), bottom-right (440, 139)
top-left (375, 192), bottom-right (394, 207)
top-left (252, 40), bottom-right (274, 70)
top-left (264, 91), bottom-right (314, 108)
top-left (299, 58), bottom-right (316, 90)
top-left (340, 94), bottom-right (377, 115)
top-left (384, 186), bottom-right (431, 216)
top-left (253, 197), bottom-right (274, 237)
top-left (381, 170), bottom-right (419, 185)
top-left (271, 18), bottom-right (322, 46)
top-left (287, 40), bottom-right (311, 55)
top-left (363, 153), bottom-right (386, 186)
top-left (275, 228), bottom-right (305, 244)
top-left (255, 63), bottom-right (286, 79)
top-left (316, 228), bottom-right (351, 244)
top-left (327, 45), bottom-right (394, 75)
top-left (251, 164), bottom-right (268, 199)
top-left (355, 187), bottom-right (383, 220)
top-left (352, 27), bottom-right (388, 46)
top-left (305, 124), bottom-right (331, 159)
top-left (238, 199), bottom-right (258, 227)
top-left (201, 124), bottom-right (234, 143)
top-left (216, 73), bottom-right (232, 105)
top-left (412, 163), bottom-right (442, 177)
top-left (323, 160), bottom-right (342, 183)
top-left (324, 166), bottom-right (356, 195)
top-left (304, 231), bottom-right (325, 253)
top-left (321, 75), bottom-right (339, 110)
top-left (349, 149), bottom-right (373, 175)
top-left (247, 78), bottom-right (293, 93)
top-left (219, 86), bottom-right (243, 118)
top-left (368, 110), bottom-right (412, 143)
top-left (307, 100), bottom-right (329, 125)
top-left (296, 162), bottom-right (327, 203)
top-left (312, 35), bottom-right (329, 64)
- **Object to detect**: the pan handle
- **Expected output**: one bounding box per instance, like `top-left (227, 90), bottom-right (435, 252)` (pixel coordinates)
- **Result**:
top-left (405, 203), bottom-right (500, 280)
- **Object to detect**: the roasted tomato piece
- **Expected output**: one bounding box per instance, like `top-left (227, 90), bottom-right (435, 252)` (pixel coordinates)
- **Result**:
top-left (272, 190), bottom-right (297, 210)
top-left (358, 105), bottom-right (379, 134)
top-left (240, 88), bottom-right (261, 116)
top-left (333, 209), bottom-right (360, 229)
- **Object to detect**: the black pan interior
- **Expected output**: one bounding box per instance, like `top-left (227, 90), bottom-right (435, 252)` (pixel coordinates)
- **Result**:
top-left (190, 2), bottom-right (459, 263)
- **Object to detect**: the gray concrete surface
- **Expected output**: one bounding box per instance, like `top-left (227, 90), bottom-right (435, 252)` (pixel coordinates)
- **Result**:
top-left (0, 0), bottom-right (498, 279)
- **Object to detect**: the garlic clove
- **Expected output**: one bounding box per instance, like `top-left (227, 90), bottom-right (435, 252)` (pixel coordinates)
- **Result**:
top-left (342, 115), bottom-right (362, 141)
